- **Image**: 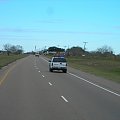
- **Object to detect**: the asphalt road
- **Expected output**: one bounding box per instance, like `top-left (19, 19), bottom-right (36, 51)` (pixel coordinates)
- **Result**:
top-left (0, 55), bottom-right (120, 120)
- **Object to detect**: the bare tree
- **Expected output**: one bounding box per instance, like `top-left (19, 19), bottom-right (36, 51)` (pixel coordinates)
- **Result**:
top-left (97, 45), bottom-right (113, 54)
top-left (3, 44), bottom-right (23, 55)
top-left (16, 45), bottom-right (23, 54)
top-left (10, 45), bottom-right (17, 53)
top-left (3, 44), bottom-right (11, 55)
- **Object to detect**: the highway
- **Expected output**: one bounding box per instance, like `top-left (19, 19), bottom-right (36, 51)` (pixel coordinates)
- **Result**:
top-left (0, 55), bottom-right (120, 120)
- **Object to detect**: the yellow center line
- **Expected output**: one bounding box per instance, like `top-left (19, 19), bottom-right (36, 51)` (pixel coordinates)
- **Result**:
top-left (0, 64), bottom-right (16, 85)
top-left (0, 56), bottom-right (29, 86)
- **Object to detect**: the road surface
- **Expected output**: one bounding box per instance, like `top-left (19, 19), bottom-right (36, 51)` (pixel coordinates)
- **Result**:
top-left (0, 55), bottom-right (120, 120)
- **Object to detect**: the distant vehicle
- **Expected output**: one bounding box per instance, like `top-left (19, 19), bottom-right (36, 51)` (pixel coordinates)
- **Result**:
top-left (35, 53), bottom-right (39, 57)
top-left (49, 57), bottom-right (67, 73)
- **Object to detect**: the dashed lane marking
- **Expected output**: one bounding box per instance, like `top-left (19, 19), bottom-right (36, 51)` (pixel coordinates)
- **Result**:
top-left (61, 96), bottom-right (68, 103)
top-left (42, 75), bottom-right (45, 78)
top-left (48, 82), bottom-right (52, 86)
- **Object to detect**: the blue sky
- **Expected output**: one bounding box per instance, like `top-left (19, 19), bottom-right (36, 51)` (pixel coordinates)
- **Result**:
top-left (0, 0), bottom-right (120, 54)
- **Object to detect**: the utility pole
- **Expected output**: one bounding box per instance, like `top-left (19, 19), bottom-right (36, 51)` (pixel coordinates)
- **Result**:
top-left (35, 45), bottom-right (36, 52)
top-left (83, 42), bottom-right (88, 51)
top-left (64, 46), bottom-right (66, 51)
top-left (82, 42), bottom-right (88, 57)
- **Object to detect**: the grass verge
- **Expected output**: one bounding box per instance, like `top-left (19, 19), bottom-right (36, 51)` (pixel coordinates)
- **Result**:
top-left (0, 54), bottom-right (27, 69)
top-left (67, 56), bottom-right (120, 83)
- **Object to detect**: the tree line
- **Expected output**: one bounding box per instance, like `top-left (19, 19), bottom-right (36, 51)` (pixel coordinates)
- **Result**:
top-left (46, 45), bottom-right (120, 59)
top-left (3, 44), bottom-right (23, 55)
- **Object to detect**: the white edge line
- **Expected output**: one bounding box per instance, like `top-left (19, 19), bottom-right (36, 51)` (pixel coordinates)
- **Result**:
top-left (61, 96), bottom-right (68, 102)
top-left (40, 56), bottom-right (120, 97)
top-left (68, 72), bottom-right (120, 97)
top-left (48, 82), bottom-right (52, 86)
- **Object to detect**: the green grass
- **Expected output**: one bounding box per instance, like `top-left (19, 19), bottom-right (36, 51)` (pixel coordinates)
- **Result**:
top-left (42, 54), bottom-right (120, 83)
top-left (67, 56), bottom-right (120, 83)
top-left (0, 54), bottom-right (27, 69)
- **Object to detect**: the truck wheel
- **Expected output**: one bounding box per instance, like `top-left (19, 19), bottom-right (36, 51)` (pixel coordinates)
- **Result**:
top-left (49, 68), bottom-right (53, 72)
top-left (63, 69), bottom-right (67, 73)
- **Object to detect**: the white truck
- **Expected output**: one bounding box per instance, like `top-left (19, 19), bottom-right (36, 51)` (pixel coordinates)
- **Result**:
top-left (49, 57), bottom-right (67, 73)
top-left (35, 52), bottom-right (39, 57)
